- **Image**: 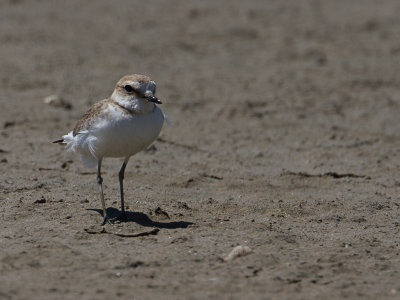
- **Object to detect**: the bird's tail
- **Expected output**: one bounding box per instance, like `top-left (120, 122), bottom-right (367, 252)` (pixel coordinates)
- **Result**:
top-left (53, 139), bottom-right (65, 144)
top-left (53, 132), bottom-right (73, 145)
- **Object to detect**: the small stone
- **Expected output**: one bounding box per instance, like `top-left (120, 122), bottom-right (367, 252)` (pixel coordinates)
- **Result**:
top-left (3, 121), bottom-right (15, 128)
top-left (223, 245), bottom-right (252, 261)
top-left (34, 196), bottom-right (46, 204)
top-left (155, 207), bottom-right (170, 219)
top-left (43, 94), bottom-right (72, 110)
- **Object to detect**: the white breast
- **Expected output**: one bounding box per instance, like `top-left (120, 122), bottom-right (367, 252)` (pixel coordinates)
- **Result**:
top-left (94, 105), bottom-right (164, 158)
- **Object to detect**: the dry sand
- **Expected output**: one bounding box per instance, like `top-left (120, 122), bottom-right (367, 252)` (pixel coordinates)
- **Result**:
top-left (1, 0), bottom-right (400, 299)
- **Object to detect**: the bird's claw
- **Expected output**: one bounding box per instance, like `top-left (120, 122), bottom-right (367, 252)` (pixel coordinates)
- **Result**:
top-left (101, 214), bottom-right (114, 226)
top-left (101, 211), bottom-right (127, 225)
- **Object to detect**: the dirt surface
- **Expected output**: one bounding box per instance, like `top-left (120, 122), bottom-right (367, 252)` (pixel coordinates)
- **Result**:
top-left (1, 0), bottom-right (400, 299)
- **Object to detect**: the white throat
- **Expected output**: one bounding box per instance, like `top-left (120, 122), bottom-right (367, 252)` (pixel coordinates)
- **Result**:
top-left (111, 91), bottom-right (155, 114)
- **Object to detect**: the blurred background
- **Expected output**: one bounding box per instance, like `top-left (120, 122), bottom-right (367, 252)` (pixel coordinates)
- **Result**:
top-left (1, 0), bottom-right (400, 299)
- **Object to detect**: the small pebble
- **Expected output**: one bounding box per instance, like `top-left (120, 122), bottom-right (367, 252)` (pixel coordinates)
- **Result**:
top-left (223, 245), bottom-right (252, 261)
top-left (34, 196), bottom-right (46, 204)
top-left (43, 94), bottom-right (72, 110)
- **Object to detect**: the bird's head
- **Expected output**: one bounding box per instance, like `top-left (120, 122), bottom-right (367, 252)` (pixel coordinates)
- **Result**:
top-left (112, 74), bottom-right (162, 107)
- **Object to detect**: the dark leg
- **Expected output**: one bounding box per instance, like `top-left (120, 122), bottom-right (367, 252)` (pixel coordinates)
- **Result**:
top-left (118, 157), bottom-right (129, 219)
top-left (97, 159), bottom-right (109, 226)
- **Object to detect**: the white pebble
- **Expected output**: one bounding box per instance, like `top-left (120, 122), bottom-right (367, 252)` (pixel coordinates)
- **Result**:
top-left (223, 245), bottom-right (252, 261)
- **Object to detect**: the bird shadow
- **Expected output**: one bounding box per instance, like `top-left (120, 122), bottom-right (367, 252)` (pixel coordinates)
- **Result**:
top-left (87, 207), bottom-right (194, 229)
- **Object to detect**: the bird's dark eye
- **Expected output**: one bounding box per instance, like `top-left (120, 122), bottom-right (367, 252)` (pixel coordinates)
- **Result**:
top-left (124, 85), bottom-right (134, 93)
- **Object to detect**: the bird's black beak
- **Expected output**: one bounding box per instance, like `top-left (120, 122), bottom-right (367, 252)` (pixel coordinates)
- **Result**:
top-left (144, 91), bottom-right (162, 104)
top-left (145, 95), bottom-right (162, 104)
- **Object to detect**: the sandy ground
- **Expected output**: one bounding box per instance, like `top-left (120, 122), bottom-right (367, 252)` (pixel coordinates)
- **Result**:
top-left (2, 0), bottom-right (400, 299)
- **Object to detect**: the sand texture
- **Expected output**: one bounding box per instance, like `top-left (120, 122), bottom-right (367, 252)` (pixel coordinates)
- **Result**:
top-left (1, 0), bottom-right (400, 299)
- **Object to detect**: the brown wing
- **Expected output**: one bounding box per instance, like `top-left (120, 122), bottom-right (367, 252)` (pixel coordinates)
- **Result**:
top-left (73, 99), bottom-right (108, 136)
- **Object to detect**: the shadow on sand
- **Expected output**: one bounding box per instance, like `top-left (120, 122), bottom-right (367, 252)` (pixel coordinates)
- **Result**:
top-left (87, 207), bottom-right (194, 229)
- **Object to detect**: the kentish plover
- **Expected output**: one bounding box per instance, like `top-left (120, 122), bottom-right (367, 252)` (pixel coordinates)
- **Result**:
top-left (54, 74), bottom-right (164, 225)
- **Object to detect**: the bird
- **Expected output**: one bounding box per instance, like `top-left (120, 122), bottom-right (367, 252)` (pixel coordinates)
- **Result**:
top-left (54, 74), bottom-right (164, 225)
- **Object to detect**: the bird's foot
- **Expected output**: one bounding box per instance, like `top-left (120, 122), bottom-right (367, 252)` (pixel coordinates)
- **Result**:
top-left (100, 210), bottom-right (127, 225)
top-left (100, 214), bottom-right (114, 226)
